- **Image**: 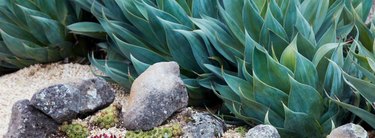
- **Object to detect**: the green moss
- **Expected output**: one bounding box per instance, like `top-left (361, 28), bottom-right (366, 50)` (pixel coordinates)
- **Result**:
top-left (234, 126), bottom-right (247, 137)
top-left (60, 122), bottom-right (89, 138)
top-left (90, 104), bottom-right (120, 129)
top-left (125, 123), bottom-right (182, 138)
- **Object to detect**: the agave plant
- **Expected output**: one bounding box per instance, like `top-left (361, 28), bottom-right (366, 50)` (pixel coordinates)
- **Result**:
top-left (331, 9), bottom-right (375, 130)
top-left (0, 0), bottom-right (83, 73)
top-left (70, 0), bottom-right (223, 105)
top-left (190, 0), bottom-right (373, 137)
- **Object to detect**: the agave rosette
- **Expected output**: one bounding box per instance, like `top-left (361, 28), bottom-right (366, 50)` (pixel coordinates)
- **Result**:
top-left (330, 8), bottom-right (375, 130)
top-left (192, 0), bottom-right (372, 137)
top-left (0, 0), bottom-right (82, 73)
top-left (70, 0), bottom-right (223, 105)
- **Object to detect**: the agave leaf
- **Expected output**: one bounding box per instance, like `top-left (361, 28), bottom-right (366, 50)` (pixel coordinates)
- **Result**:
top-left (157, 0), bottom-right (193, 28)
top-left (67, 22), bottom-right (106, 39)
top-left (113, 34), bottom-right (165, 64)
top-left (283, 104), bottom-right (323, 137)
top-left (243, 31), bottom-right (258, 65)
top-left (260, 7), bottom-right (288, 47)
top-left (192, 17), bottom-right (241, 63)
top-left (313, 43), bottom-right (343, 65)
top-left (16, 4), bottom-right (50, 44)
top-left (253, 45), bottom-right (293, 92)
top-left (115, 0), bottom-right (163, 49)
top-left (239, 93), bottom-right (284, 127)
top-left (269, 0), bottom-right (283, 23)
top-left (343, 72), bottom-right (375, 104)
top-left (356, 0), bottom-right (372, 22)
top-left (177, 30), bottom-right (211, 72)
top-left (242, 0), bottom-right (263, 41)
top-left (353, 10), bottom-right (374, 51)
top-left (23, 44), bottom-right (49, 62)
top-left (159, 18), bottom-right (201, 72)
top-left (269, 30), bottom-right (290, 58)
top-left (241, 65), bottom-right (252, 82)
top-left (30, 16), bottom-right (64, 44)
top-left (191, 0), bottom-right (218, 18)
top-left (89, 55), bottom-right (134, 89)
top-left (317, 23), bottom-right (337, 47)
top-left (1, 31), bottom-right (36, 59)
top-left (98, 17), bottom-right (150, 51)
top-left (288, 76), bottom-right (323, 119)
top-left (253, 74), bottom-right (288, 117)
top-left (0, 21), bottom-right (37, 43)
top-left (330, 97), bottom-right (375, 128)
top-left (295, 50), bottom-right (319, 89)
top-left (280, 37), bottom-right (297, 71)
top-left (219, 3), bottom-right (244, 44)
top-left (130, 55), bottom-right (150, 75)
top-left (300, 0), bottom-right (329, 32)
top-left (283, 0), bottom-right (299, 36)
top-left (223, 72), bottom-right (253, 99)
top-left (175, 0), bottom-right (191, 14)
top-left (324, 59), bottom-right (345, 99)
top-left (295, 7), bottom-right (315, 44)
top-left (296, 34), bottom-right (316, 60)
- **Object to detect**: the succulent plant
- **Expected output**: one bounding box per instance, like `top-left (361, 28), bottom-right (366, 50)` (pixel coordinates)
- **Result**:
top-left (192, 0), bottom-right (372, 137)
top-left (60, 121), bottom-right (90, 138)
top-left (70, 0), bottom-right (222, 106)
top-left (331, 12), bottom-right (375, 129)
top-left (125, 123), bottom-right (182, 138)
top-left (90, 104), bottom-right (120, 129)
top-left (0, 0), bottom-right (86, 73)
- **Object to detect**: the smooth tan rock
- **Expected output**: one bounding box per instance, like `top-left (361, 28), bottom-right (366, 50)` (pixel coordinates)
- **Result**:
top-left (122, 62), bottom-right (188, 130)
top-left (327, 123), bottom-right (368, 138)
top-left (245, 125), bottom-right (280, 138)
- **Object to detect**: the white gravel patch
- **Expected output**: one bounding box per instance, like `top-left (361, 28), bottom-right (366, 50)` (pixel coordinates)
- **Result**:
top-left (0, 63), bottom-right (96, 136)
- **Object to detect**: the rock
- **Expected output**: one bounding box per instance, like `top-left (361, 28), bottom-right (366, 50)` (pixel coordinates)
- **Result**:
top-left (30, 78), bottom-right (115, 123)
top-left (327, 123), bottom-right (368, 138)
top-left (122, 62), bottom-right (188, 130)
top-left (4, 100), bottom-right (59, 138)
top-left (245, 124), bottom-right (280, 138)
top-left (74, 78), bottom-right (116, 116)
top-left (31, 84), bottom-right (80, 123)
top-left (182, 112), bottom-right (226, 138)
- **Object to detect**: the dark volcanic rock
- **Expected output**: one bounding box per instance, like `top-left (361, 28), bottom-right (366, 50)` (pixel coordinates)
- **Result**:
top-left (75, 78), bottom-right (116, 116)
top-left (5, 99), bottom-right (59, 138)
top-left (30, 78), bottom-right (115, 123)
top-left (31, 84), bottom-right (80, 123)
top-left (122, 62), bottom-right (188, 130)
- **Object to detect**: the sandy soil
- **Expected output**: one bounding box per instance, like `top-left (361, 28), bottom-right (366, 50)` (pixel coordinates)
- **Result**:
top-left (0, 63), bottom-right (103, 136)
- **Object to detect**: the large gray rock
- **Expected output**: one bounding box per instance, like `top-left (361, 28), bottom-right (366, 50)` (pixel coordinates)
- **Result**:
top-left (182, 112), bottom-right (226, 138)
top-left (245, 125), bottom-right (280, 138)
top-left (5, 100), bottom-right (59, 138)
top-left (122, 62), bottom-right (188, 130)
top-left (31, 78), bottom-right (115, 123)
top-left (327, 123), bottom-right (368, 138)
